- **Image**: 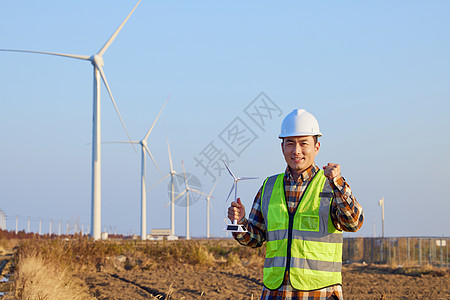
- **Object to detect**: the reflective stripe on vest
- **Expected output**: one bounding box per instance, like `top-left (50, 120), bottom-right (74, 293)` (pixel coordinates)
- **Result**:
top-left (261, 171), bottom-right (343, 291)
top-left (264, 256), bottom-right (341, 273)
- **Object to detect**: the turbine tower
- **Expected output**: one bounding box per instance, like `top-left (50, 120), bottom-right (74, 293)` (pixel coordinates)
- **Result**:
top-left (105, 95), bottom-right (170, 240)
top-left (150, 138), bottom-right (183, 236)
top-left (378, 197), bottom-right (385, 238)
top-left (174, 161), bottom-right (207, 240)
top-left (166, 140), bottom-right (178, 236)
top-left (0, 0), bottom-right (141, 240)
top-left (204, 182), bottom-right (217, 239)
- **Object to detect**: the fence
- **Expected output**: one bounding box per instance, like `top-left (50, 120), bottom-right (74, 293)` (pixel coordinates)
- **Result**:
top-left (0, 210), bottom-right (94, 236)
top-left (343, 237), bottom-right (449, 267)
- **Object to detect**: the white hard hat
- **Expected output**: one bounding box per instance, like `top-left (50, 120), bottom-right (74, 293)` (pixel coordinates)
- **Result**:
top-left (279, 109), bottom-right (322, 138)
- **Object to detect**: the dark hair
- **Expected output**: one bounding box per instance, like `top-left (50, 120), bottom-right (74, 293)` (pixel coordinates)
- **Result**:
top-left (281, 135), bottom-right (319, 144)
top-left (313, 135), bottom-right (319, 144)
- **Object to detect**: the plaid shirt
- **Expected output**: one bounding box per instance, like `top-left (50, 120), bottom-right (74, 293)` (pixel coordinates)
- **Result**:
top-left (233, 164), bottom-right (364, 300)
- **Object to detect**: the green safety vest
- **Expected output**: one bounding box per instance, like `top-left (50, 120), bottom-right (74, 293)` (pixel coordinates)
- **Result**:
top-left (261, 170), bottom-right (343, 291)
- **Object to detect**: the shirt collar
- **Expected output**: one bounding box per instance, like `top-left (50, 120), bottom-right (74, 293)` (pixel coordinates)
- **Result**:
top-left (284, 163), bottom-right (319, 183)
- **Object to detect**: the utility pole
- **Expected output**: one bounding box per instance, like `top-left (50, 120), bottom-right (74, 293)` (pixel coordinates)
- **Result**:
top-left (378, 197), bottom-right (385, 238)
top-left (372, 221), bottom-right (376, 238)
top-left (419, 238), bottom-right (422, 265)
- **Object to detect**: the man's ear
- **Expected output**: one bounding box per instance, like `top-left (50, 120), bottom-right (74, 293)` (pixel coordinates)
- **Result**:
top-left (315, 141), bottom-right (321, 155)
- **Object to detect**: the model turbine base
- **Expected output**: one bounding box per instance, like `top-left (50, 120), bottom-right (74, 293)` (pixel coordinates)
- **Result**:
top-left (227, 220), bottom-right (247, 233)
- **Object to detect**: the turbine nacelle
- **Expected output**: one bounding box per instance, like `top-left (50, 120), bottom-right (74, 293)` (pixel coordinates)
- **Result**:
top-left (90, 54), bottom-right (104, 67)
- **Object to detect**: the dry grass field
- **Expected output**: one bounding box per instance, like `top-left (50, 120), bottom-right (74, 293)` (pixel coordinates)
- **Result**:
top-left (0, 236), bottom-right (449, 299)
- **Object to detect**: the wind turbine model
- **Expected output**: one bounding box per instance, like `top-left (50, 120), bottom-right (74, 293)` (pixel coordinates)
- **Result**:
top-left (222, 160), bottom-right (258, 232)
top-left (174, 161), bottom-right (207, 240)
top-left (0, 1), bottom-right (141, 240)
top-left (105, 95), bottom-right (170, 240)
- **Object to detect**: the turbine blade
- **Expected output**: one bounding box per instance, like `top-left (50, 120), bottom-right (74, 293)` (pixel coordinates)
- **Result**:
top-left (164, 201), bottom-right (171, 208)
top-left (208, 200), bottom-right (217, 215)
top-left (222, 160), bottom-right (237, 180)
top-left (102, 141), bottom-right (138, 144)
top-left (208, 181), bottom-right (218, 197)
top-left (149, 173), bottom-right (170, 191)
top-left (144, 94), bottom-right (170, 141)
top-left (189, 188), bottom-right (207, 197)
top-left (167, 138), bottom-right (174, 172)
top-left (225, 183), bottom-right (235, 202)
top-left (174, 189), bottom-right (187, 201)
top-left (97, 64), bottom-right (135, 150)
top-left (181, 160), bottom-right (188, 186)
top-left (0, 49), bottom-right (90, 60)
top-left (97, 0), bottom-right (142, 56)
top-left (144, 144), bottom-right (163, 176)
top-left (173, 172), bottom-right (184, 179)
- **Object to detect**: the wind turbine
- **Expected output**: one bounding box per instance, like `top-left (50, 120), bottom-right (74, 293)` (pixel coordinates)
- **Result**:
top-left (222, 160), bottom-right (258, 232)
top-left (174, 161), bottom-right (207, 240)
top-left (149, 138), bottom-right (183, 236)
top-left (105, 95), bottom-right (170, 240)
top-left (378, 197), bottom-right (385, 238)
top-left (204, 182), bottom-right (217, 238)
top-left (1, 1), bottom-right (141, 240)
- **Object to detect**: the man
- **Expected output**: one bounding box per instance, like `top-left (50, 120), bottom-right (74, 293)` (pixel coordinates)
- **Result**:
top-left (228, 108), bottom-right (364, 299)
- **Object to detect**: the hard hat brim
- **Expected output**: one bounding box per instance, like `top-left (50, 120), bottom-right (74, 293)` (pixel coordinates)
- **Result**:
top-left (278, 132), bottom-right (322, 139)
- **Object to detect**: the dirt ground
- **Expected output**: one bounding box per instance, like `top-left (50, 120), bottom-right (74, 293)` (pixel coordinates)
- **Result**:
top-left (1, 240), bottom-right (449, 300)
top-left (77, 263), bottom-right (449, 300)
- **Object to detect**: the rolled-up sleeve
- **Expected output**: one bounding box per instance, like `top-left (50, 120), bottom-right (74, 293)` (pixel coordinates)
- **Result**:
top-left (329, 175), bottom-right (364, 232)
top-left (232, 186), bottom-right (267, 248)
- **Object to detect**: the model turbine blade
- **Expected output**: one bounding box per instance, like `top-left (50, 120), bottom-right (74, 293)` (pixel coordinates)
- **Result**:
top-left (238, 177), bottom-right (259, 181)
top-left (97, 0), bottom-right (142, 56)
top-left (144, 94), bottom-right (170, 141)
top-left (223, 162), bottom-right (258, 203)
top-left (222, 160), bottom-right (237, 180)
top-left (225, 183), bottom-right (235, 202)
top-left (0, 49), bottom-right (90, 61)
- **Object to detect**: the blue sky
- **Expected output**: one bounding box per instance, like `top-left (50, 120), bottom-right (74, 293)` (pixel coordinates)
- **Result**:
top-left (1, 1), bottom-right (449, 238)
